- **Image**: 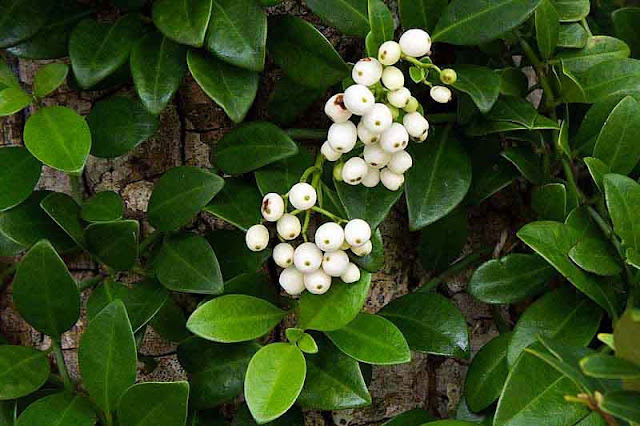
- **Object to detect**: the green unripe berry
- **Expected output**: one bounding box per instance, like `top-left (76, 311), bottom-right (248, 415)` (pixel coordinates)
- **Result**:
top-left (440, 69), bottom-right (458, 85)
top-left (403, 97), bottom-right (419, 113)
top-left (333, 162), bottom-right (345, 182)
top-left (388, 104), bottom-right (400, 120)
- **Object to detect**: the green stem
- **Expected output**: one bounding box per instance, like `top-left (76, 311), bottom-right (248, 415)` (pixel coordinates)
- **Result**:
top-left (105, 412), bottom-right (114, 426)
top-left (301, 210), bottom-right (311, 242)
top-left (77, 275), bottom-right (106, 291)
top-left (68, 174), bottom-right (84, 203)
top-left (516, 32), bottom-right (556, 111)
top-left (285, 128), bottom-right (327, 141)
top-left (562, 158), bottom-right (583, 204)
top-left (299, 166), bottom-right (319, 183)
top-left (402, 55), bottom-right (442, 73)
top-left (311, 206), bottom-right (347, 224)
top-left (139, 231), bottom-right (161, 254)
top-left (419, 249), bottom-right (491, 293)
top-left (51, 339), bottom-right (72, 392)
top-left (580, 18), bottom-right (593, 37)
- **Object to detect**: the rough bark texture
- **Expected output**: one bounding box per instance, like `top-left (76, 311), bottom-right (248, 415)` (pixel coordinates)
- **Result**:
top-left (0, 2), bottom-right (520, 424)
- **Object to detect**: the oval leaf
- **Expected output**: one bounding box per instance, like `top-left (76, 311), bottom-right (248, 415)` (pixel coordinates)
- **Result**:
top-left (81, 191), bottom-right (124, 223)
top-left (33, 63), bottom-right (68, 98)
top-left (203, 178), bottom-right (262, 231)
top-left (306, 0), bottom-right (369, 37)
top-left (152, 0), bottom-right (212, 47)
top-left (85, 220), bottom-right (139, 271)
top-left (0, 147), bottom-right (41, 212)
top-left (0, 346), bottom-right (50, 400)
top-left (16, 393), bottom-right (96, 426)
top-left (335, 180), bottom-right (403, 230)
top-left (464, 333), bottom-right (511, 412)
top-left (593, 96), bottom-right (640, 175)
top-left (117, 382), bottom-right (189, 426)
top-left (0, 0), bottom-right (52, 48)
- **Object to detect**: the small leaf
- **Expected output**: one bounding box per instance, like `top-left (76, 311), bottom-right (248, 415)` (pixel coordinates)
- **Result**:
top-left (16, 393), bottom-right (96, 426)
top-left (40, 192), bottom-right (86, 248)
top-left (297, 334), bottom-right (318, 354)
top-left (464, 333), bottom-right (511, 412)
top-left (117, 382), bottom-right (189, 426)
top-left (0, 87), bottom-right (31, 116)
top-left (552, 0), bottom-right (590, 22)
top-left (501, 146), bottom-right (544, 184)
top-left (367, 0), bottom-right (394, 56)
top-left (450, 65), bottom-right (500, 113)
top-left (613, 7), bottom-right (640, 59)
top-left (335, 181), bottom-right (403, 229)
top-left (306, 0), bottom-right (369, 37)
top-left (86, 220), bottom-right (139, 271)
top-left (152, 0), bottom-right (212, 47)
top-left (580, 354), bottom-right (640, 380)
top-left (558, 23), bottom-right (588, 48)
top-left (600, 391), bottom-right (640, 424)
top-left (203, 178), bottom-right (262, 231)
top-left (532, 183), bottom-right (567, 221)
top-left (33, 63), bottom-right (68, 98)
top-left (0, 147), bottom-right (41, 212)
top-left (81, 191), bottom-right (124, 223)
top-left (568, 237), bottom-right (622, 276)
top-left (487, 96), bottom-right (560, 129)
top-left (584, 157), bottom-right (610, 192)
top-left (0, 0), bottom-right (52, 48)
top-left (535, 0), bottom-right (560, 60)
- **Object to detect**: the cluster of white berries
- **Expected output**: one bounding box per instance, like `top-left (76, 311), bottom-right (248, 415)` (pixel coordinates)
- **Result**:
top-left (322, 29), bottom-right (455, 191)
top-left (245, 184), bottom-right (373, 296)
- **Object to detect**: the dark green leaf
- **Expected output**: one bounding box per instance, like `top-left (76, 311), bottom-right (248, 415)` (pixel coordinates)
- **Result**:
top-left (255, 149), bottom-right (314, 195)
top-left (552, 0), bottom-right (589, 22)
top-left (498, 68), bottom-right (529, 97)
top-left (558, 23), bottom-right (588, 48)
top-left (592, 96), bottom-right (640, 174)
top-left (85, 220), bottom-right (139, 271)
top-left (451, 65), bottom-right (501, 113)
top-left (149, 296), bottom-right (190, 343)
top-left (381, 409), bottom-right (435, 425)
top-left (33, 64), bottom-right (68, 98)
top-left (81, 191), bottom-right (124, 223)
top-left (206, 229), bottom-right (271, 280)
top-left (306, 0), bottom-right (369, 37)
top-left (501, 146), bottom-right (544, 183)
top-left (604, 174), bottom-right (640, 252)
top-left (0, 229), bottom-right (25, 257)
top-left (574, 97), bottom-right (623, 156)
top-left (231, 404), bottom-right (303, 426)
top-left (614, 309), bottom-right (640, 366)
top-left (417, 208), bottom-right (467, 272)
top-left (554, 36), bottom-right (630, 74)
top-left (16, 393), bottom-right (96, 426)
top-left (0, 346), bottom-right (49, 400)
top-left (203, 178), bottom-right (262, 231)
top-left (0, 147), bottom-right (41, 212)
top-left (351, 228), bottom-right (384, 273)
top-left (399, 0), bottom-right (447, 33)
top-left (0, 0), bottom-right (52, 48)
top-left (40, 192), bottom-right (86, 248)
top-left (469, 155), bottom-right (518, 204)
top-left (580, 354), bottom-right (640, 379)
top-left (367, 0), bottom-right (394, 56)
top-left (464, 334), bottom-right (511, 413)
top-left (568, 237), bottom-right (622, 276)
top-left (532, 183), bottom-right (567, 221)
top-left (535, 0), bottom-right (560, 60)
top-left (224, 273), bottom-right (279, 305)
top-left (584, 157), bottom-right (610, 192)
top-left (152, 0), bottom-right (212, 47)
top-left (117, 381), bottom-right (189, 426)
top-left (335, 180), bottom-right (403, 229)
top-left (613, 8), bottom-right (640, 59)
top-left (578, 58), bottom-right (640, 103)
top-left (0, 87), bottom-right (31, 116)
top-left (267, 77), bottom-right (325, 126)
top-left (487, 96), bottom-right (560, 130)
top-left (600, 391), bottom-right (640, 424)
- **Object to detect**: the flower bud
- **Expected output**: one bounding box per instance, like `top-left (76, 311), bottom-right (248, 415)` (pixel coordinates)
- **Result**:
top-left (342, 157), bottom-right (368, 185)
top-left (430, 85), bottom-right (453, 104)
top-left (322, 250), bottom-right (350, 277)
top-left (344, 219), bottom-right (371, 247)
top-left (327, 121), bottom-right (357, 153)
top-left (341, 262), bottom-right (361, 284)
top-left (261, 193), bottom-right (285, 222)
top-left (403, 111), bottom-right (429, 139)
top-left (387, 87), bottom-right (412, 108)
top-left (387, 150), bottom-right (413, 174)
top-left (324, 93), bottom-right (352, 123)
top-left (361, 167), bottom-right (380, 188)
top-left (381, 66), bottom-right (404, 91)
top-left (343, 84), bottom-right (375, 116)
top-left (357, 121), bottom-right (380, 145)
top-left (289, 182), bottom-right (317, 210)
top-left (440, 68), bottom-right (458, 85)
top-left (378, 41), bottom-right (402, 66)
top-left (304, 269), bottom-right (332, 294)
top-left (362, 103), bottom-right (393, 133)
top-left (277, 213), bottom-right (301, 240)
top-left (399, 29), bottom-right (432, 57)
top-left (352, 57), bottom-right (383, 87)
top-left (279, 267), bottom-right (305, 295)
top-left (294, 242), bottom-right (323, 273)
top-left (273, 243), bottom-right (295, 268)
top-left (321, 141), bottom-right (342, 162)
top-left (245, 224), bottom-right (269, 252)
top-left (379, 122), bottom-right (409, 153)
top-left (363, 143), bottom-right (391, 169)
top-left (380, 168), bottom-right (405, 191)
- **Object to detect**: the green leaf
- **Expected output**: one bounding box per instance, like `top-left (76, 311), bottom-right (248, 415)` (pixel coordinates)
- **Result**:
top-left (23, 106), bottom-right (91, 173)
top-left (267, 15), bottom-right (350, 89)
top-left (614, 309), bottom-right (640, 366)
top-left (0, 58), bottom-right (19, 90)
top-left (148, 166), bottom-right (224, 232)
top-left (0, 346), bottom-right (49, 400)
top-left (245, 343), bottom-right (306, 424)
top-left (297, 333), bottom-right (318, 354)
top-left (33, 64), bottom-right (68, 98)
top-left (501, 146), bottom-right (544, 184)
top-left (85, 220), bottom-right (139, 271)
top-left (206, 229), bottom-right (271, 280)
top-left (131, 32), bottom-right (187, 115)
top-left (187, 294), bottom-right (285, 343)
top-left (0, 87), bottom-right (30, 116)
top-left (187, 49), bottom-right (259, 123)
top-left (432, 0), bottom-right (543, 45)
top-left (149, 296), bottom-right (190, 343)
top-left (231, 404), bottom-right (303, 426)
top-left (325, 313), bottom-right (411, 365)
top-left (379, 292), bottom-right (469, 357)
top-left (613, 8), bottom-right (640, 59)
top-left (367, 0), bottom-right (394, 56)
top-left (78, 300), bottom-right (137, 414)
top-left (551, 0), bottom-right (589, 22)
top-left (580, 354), bottom-right (640, 379)
top-left (469, 254), bottom-right (554, 304)
top-left (0, 0), bottom-right (52, 48)
top-left (0, 147), bottom-right (41, 212)
top-left (40, 192), bottom-right (86, 248)
top-left (450, 65), bottom-right (500, 113)
top-left (267, 77), bottom-right (325, 126)
top-left (554, 36), bottom-right (630, 74)
top-left (578, 58), bottom-right (640, 103)
top-left (178, 337), bottom-right (260, 409)
top-left (152, 0), bottom-right (212, 47)
top-left (335, 181), bottom-right (403, 230)
top-left (255, 150), bottom-right (314, 195)
top-left (498, 68), bottom-right (529, 97)
top-left (155, 233), bottom-right (223, 295)
top-left (532, 183), bottom-right (567, 221)
top-left (224, 274), bottom-right (279, 307)
top-left (216, 122), bottom-right (298, 175)
top-left (558, 23), bottom-right (588, 48)
top-left (117, 382), bottom-right (189, 426)
top-left (417, 208), bottom-right (467, 272)
top-left (604, 174), bottom-right (640, 252)
top-left (0, 229), bottom-right (25, 257)
top-left (574, 97), bottom-right (623, 156)
top-left (600, 391), bottom-right (640, 424)
top-left (297, 272), bottom-right (371, 332)
top-left (464, 333), bottom-right (511, 412)
top-left (535, 0), bottom-right (560, 60)
top-left (592, 96), bottom-right (640, 174)
top-left (568, 237), bottom-right (622, 276)
top-left (205, 0), bottom-right (266, 72)
top-left (16, 392), bottom-right (96, 426)
top-left (468, 154), bottom-right (518, 204)
top-left (70, 15), bottom-right (147, 88)
top-left (297, 334), bottom-right (371, 410)
top-left (487, 96), bottom-right (560, 129)
top-left (507, 287), bottom-right (602, 366)
top-left (306, 0), bottom-right (369, 37)
top-left (351, 228), bottom-right (384, 273)
top-left (81, 191), bottom-right (123, 223)
top-left (399, 0), bottom-right (447, 33)
top-left (405, 131), bottom-right (472, 230)
top-left (203, 178), bottom-right (262, 231)
top-left (381, 409), bottom-right (435, 425)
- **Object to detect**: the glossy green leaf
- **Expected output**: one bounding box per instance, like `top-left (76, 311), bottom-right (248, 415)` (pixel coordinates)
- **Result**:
top-left (580, 354), bottom-right (640, 379)
top-left (131, 32), bottom-right (187, 115)
top-left (23, 106), bottom-right (91, 173)
top-left (231, 404), bottom-right (303, 426)
top-left (451, 65), bottom-right (500, 113)
top-left (203, 178), bottom-right (262, 231)
top-left (205, 0), bottom-right (266, 71)
top-left (78, 300), bottom-right (137, 414)
top-left (297, 333), bottom-right (318, 354)
top-left (325, 313), bottom-right (411, 365)
top-left (0, 147), bottom-right (41, 212)
top-left (118, 381), bottom-right (189, 426)
top-left (464, 333), bottom-right (511, 412)
top-left (604, 174), bottom-right (640, 252)
top-left (468, 154), bottom-right (518, 204)
top-left (0, 0), bottom-right (52, 48)
top-left (381, 409), bottom-right (435, 425)
top-left (498, 68), bottom-right (529, 97)
top-left (16, 393), bottom-right (96, 426)
top-left (568, 237), bottom-right (622, 276)
top-left (187, 294), bottom-right (285, 343)
top-left (615, 309), bottom-right (640, 375)
top-left (379, 292), bottom-right (469, 357)
top-left (223, 273), bottom-right (278, 306)
top-left (267, 15), bottom-right (350, 89)
top-left (552, 0), bottom-right (589, 22)
top-left (297, 272), bottom-right (371, 332)
top-left (432, 0), bottom-right (543, 45)
top-left (0, 87), bottom-right (30, 116)
top-left (0, 346), bottom-right (49, 400)
top-left (187, 49), bottom-right (259, 123)
top-left (149, 296), bottom-right (190, 343)
top-left (399, 0), bottom-right (447, 33)
top-left (148, 166), bottom-right (224, 232)
top-left (592, 96), bottom-right (640, 174)
top-left (578, 59), bottom-right (640, 103)
top-left (85, 220), bottom-right (139, 271)
top-left (81, 191), bottom-right (123, 223)
top-left (335, 180), bottom-right (403, 229)
top-left (178, 337), bottom-right (260, 409)
top-left (0, 229), bottom-right (25, 257)
top-left (405, 132), bottom-right (472, 230)
top-left (532, 183), bottom-right (567, 221)
top-left (206, 229), bottom-right (271, 280)
top-left (600, 391), bottom-right (640, 424)
top-left (558, 23), bottom-right (588, 48)
top-left (245, 343), bottom-right (306, 424)
top-left (535, 0), bottom-right (560, 60)
top-left (40, 192), bottom-right (86, 248)
top-left (152, 0), bottom-right (212, 47)
top-left (255, 150), bottom-right (314, 195)
top-left (267, 77), bottom-right (325, 126)
top-left (367, 0), bottom-right (394, 56)
top-left (487, 96), bottom-right (560, 129)
top-left (501, 146), bottom-right (544, 184)
top-left (33, 63), bottom-right (68, 98)
top-left (613, 8), bottom-right (640, 59)
top-left (574, 97), bottom-right (622, 156)
top-left (155, 233), bottom-right (223, 295)
top-left (554, 36), bottom-right (630, 74)
top-left (306, 0), bottom-right (369, 37)
top-left (417, 208), bottom-right (467, 272)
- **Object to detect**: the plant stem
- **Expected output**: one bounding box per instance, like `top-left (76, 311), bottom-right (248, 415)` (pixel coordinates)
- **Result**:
top-left (285, 128), bottom-right (327, 141)
top-left (402, 55), bottom-right (442, 73)
top-left (311, 206), bottom-right (347, 224)
top-left (77, 275), bottom-right (106, 291)
top-left (68, 174), bottom-right (84, 203)
top-left (562, 158), bottom-right (583, 204)
top-left (515, 32), bottom-right (556, 111)
top-left (301, 210), bottom-right (311, 242)
top-left (580, 18), bottom-right (593, 37)
top-left (51, 339), bottom-right (72, 392)
top-left (139, 230), bottom-right (161, 254)
top-left (419, 249), bottom-right (491, 293)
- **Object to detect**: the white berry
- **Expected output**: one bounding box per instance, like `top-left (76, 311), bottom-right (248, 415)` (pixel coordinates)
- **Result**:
top-left (357, 121), bottom-right (380, 145)
top-left (399, 29), bottom-right (432, 57)
top-left (352, 58), bottom-right (383, 87)
top-left (403, 112), bottom-right (429, 139)
top-left (430, 86), bottom-right (453, 104)
top-left (363, 143), bottom-right (391, 169)
top-left (341, 263), bottom-right (361, 284)
top-left (387, 87), bottom-right (412, 108)
top-left (322, 250), bottom-right (350, 277)
top-left (351, 240), bottom-right (373, 257)
top-left (380, 168), bottom-right (405, 191)
top-left (387, 151), bottom-right (413, 175)
top-left (361, 167), bottom-right (380, 188)
top-left (261, 193), bottom-right (285, 222)
top-left (304, 270), bottom-right (332, 295)
top-left (342, 157), bottom-right (369, 185)
top-left (327, 121), bottom-right (357, 153)
top-left (321, 141), bottom-right (342, 162)
top-left (379, 122), bottom-right (409, 153)
top-left (362, 103), bottom-right (393, 133)
top-left (344, 219), bottom-right (371, 247)
top-left (324, 93), bottom-right (352, 123)
top-left (378, 41), bottom-right (402, 66)
top-left (294, 242), bottom-right (323, 273)
top-left (277, 213), bottom-right (301, 240)
top-left (245, 224), bottom-right (269, 252)
top-left (289, 182), bottom-right (317, 210)
top-left (273, 243), bottom-right (295, 268)
top-left (343, 84), bottom-right (375, 116)
top-left (381, 66), bottom-right (405, 91)
top-left (315, 222), bottom-right (345, 252)
top-left (279, 267), bottom-right (305, 295)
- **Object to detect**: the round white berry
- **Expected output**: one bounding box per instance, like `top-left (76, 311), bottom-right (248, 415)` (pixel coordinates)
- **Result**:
top-left (342, 157), bottom-right (368, 185)
top-left (344, 219), bottom-right (371, 247)
top-left (403, 112), bottom-right (429, 139)
top-left (430, 86), bottom-right (453, 104)
top-left (378, 41), bottom-right (402, 66)
top-left (352, 58), bottom-right (383, 87)
top-left (387, 87), bottom-right (412, 108)
top-left (327, 121), bottom-right (357, 153)
top-left (387, 150), bottom-right (413, 175)
top-left (324, 93), bottom-right (352, 123)
top-left (322, 250), bottom-right (350, 277)
top-left (279, 267), bottom-right (305, 295)
top-left (245, 224), bottom-right (269, 252)
top-left (315, 222), bottom-right (345, 252)
top-left (361, 167), bottom-right (380, 188)
top-left (304, 269), bottom-right (332, 295)
top-left (380, 168), bottom-right (405, 191)
top-left (399, 29), bottom-right (432, 57)
top-left (340, 240), bottom-right (351, 250)
top-left (351, 240), bottom-right (372, 257)
top-left (289, 182), bottom-right (317, 210)
top-left (261, 193), bottom-right (285, 222)
top-left (294, 242), bottom-right (323, 273)
top-left (341, 262), bottom-right (361, 284)
top-left (381, 66), bottom-right (404, 91)
top-left (277, 213), bottom-right (301, 240)
top-left (379, 122), bottom-right (409, 153)
top-left (404, 96), bottom-right (419, 113)
top-left (362, 103), bottom-right (393, 133)
top-left (357, 121), bottom-right (380, 145)
top-left (363, 143), bottom-right (391, 169)
top-left (273, 242), bottom-right (295, 268)
top-left (321, 141), bottom-right (342, 162)
top-left (343, 84), bottom-right (375, 116)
